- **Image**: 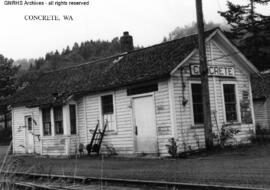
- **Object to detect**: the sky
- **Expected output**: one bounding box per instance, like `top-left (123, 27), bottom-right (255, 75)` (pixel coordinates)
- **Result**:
top-left (0, 0), bottom-right (269, 60)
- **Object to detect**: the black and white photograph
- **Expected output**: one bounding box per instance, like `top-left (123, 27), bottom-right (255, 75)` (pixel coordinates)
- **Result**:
top-left (0, 0), bottom-right (270, 189)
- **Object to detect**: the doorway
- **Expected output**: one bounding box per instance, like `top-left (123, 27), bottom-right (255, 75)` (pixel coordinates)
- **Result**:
top-left (25, 116), bottom-right (34, 153)
top-left (133, 95), bottom-right (157, 153)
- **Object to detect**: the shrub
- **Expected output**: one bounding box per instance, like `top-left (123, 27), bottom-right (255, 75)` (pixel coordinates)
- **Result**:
top-left (219, 125), bottom-right (240, 148)
top-left (166, 138), bottom-right (178, 157)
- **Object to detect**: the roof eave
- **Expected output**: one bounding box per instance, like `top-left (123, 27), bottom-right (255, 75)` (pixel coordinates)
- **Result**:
top-left (170, 28), bottom-right (219, 76)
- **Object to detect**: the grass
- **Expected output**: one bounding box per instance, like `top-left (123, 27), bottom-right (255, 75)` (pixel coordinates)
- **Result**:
top-left (1, 143), bottom-right (270, 189)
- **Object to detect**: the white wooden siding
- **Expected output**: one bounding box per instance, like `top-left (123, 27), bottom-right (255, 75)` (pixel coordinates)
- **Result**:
top-left (154, 81), bottom-right (172, 155)
top-left (12, 107), bottom-right (41, 154)
top-left (254, 99), bottom-right (269, 130)
top-left (77, 98), bottom-right (87, 145)
top-left (172, 40), bottom-right (255, 151)
top-left (75, 81), bottom-right (172, 156)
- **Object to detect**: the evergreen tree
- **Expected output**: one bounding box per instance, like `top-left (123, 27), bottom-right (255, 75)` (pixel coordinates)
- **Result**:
top-left (0, 54), bottom-right (18, 130)
top-left (0, 55), bottom-right (17, 99)
top-left (164, 22), bottom-right (222, 41)
top-left (219, 0), bottom-right (270, 71)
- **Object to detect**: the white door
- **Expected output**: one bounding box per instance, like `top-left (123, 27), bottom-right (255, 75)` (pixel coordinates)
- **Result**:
top-left (25, 116), bottom-right (34, 153)
top-left (133, 95), bottom-right (157, 153)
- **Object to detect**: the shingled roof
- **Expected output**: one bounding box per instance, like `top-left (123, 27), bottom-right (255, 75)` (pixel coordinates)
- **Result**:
top-left (11, 29), bottom-right (217, 107)
top-left (252, 73), bottom-right (270, 100)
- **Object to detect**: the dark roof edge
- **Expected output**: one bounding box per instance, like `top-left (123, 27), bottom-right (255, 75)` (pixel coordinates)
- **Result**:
top-left (13, 74), bottom-right (171, 108)
top-left (75, 74), bottom-right (170, 97)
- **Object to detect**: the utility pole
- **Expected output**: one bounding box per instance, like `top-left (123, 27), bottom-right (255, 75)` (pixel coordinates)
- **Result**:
top-left (195, 0), bottom-right (213, 149)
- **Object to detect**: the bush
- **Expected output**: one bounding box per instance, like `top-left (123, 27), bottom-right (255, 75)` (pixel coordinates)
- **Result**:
top-left (0, 128), bottom-right (12, 145)
top-left (166, 138), bottom-right (178, 157)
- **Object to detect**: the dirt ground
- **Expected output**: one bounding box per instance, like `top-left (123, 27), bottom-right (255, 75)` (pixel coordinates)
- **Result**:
top-left (1, 143), bottom-right (270, 189)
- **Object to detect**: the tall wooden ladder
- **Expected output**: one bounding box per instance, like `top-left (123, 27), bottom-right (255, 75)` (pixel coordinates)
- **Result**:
top-left (87, 120), bottom-right (108, 155)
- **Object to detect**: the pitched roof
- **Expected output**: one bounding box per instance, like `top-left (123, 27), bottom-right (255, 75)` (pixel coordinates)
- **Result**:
top-left (11, 29), bottom-right (218, 107)
top-left (251, 73), bottom-right (270, 100)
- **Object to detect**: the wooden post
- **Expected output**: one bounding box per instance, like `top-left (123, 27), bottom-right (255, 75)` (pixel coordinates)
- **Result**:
top-left (195, 0), bottom-right (213, 149)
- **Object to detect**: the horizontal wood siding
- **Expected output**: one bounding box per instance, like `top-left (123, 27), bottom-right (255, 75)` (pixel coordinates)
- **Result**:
top-left (266, 99), bottom-right (270, 129)
top-left (154, 81), bottom-right (172, 155)
top-left (77, 98), bottom-right (87, 146)
top-left (172, 40), bottom-right (255, 152)
top-left (103, 89), bottom-right (134, 154)
top-left (68, 135), bottom-right (80, 155)
top-left (75, 81), bottom-right (172, 156)
top-left (12, 107), bottom-right (41, 154)
top-left (41, 136), bottom-right (67, 156)
top-left (253, 100), bottom-right (268, 130)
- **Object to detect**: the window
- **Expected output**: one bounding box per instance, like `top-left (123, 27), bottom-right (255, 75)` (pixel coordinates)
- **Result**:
top-left (101, 95), bottom-right (116, 131)
top-left (69, 105), bottom-right (77, 135)
top-left (223, 84), bottom-right (237, 122)
top-left (54, 107), bottom-right (63, 135)
top-left (191, 83), bottom-right (204, 124)
top-left (27, 117), bottom-right (32, 130)
top-left (42, 108), bottom-right (51, 136)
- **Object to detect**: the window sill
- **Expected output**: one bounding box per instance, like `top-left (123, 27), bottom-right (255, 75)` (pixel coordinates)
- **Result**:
top-left (223, 122), bottom-right (241, 127)
top-left (41, 135), bottom-right (77, 140)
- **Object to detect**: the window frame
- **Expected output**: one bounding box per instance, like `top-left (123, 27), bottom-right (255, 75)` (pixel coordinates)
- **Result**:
top-left (189, 81), bottom-right (204, 127)
top-left (69, 104), bottom-right (77, 135)
top-left (25, 116), bottom-right (33, 131)
top-left (42, 108), bottom-right (52, 136)
top-left (100, 93), bottom-right (117, 132)
top-left (221, 81), bottom-right (240, 124)
top-left (53, 106), bottom-right (64, 135)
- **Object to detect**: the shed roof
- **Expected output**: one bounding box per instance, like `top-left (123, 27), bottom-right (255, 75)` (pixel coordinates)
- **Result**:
top-left (11, 28), bottom-right (221, 107)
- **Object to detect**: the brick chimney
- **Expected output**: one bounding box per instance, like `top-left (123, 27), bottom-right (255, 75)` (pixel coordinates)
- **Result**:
top-left (120, 31), bottom-right (134, 52)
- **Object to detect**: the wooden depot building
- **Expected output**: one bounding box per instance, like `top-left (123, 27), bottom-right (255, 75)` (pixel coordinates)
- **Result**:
top-left (10, 29), bottom-right (259, 156)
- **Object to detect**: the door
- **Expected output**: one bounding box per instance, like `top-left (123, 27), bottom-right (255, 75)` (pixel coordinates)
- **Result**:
top-left (25, 116), bottom-right (34, 153)
top-left (133, 95), bottom-right (157, 153)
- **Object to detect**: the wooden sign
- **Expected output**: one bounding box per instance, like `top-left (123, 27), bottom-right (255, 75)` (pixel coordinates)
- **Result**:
top-left (190, 65), bottom-right (235, 77)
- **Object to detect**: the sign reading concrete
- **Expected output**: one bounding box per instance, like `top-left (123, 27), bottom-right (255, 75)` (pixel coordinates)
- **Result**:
top-left (190, 65), bottom-right (235, 77)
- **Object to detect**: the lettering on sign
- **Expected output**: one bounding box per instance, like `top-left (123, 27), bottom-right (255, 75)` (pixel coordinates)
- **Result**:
top-left (190, 65), bottom-right (235, 77)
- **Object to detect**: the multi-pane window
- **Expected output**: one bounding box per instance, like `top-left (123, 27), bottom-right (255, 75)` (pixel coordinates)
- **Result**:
top-left (191, 83), bottom-right (204, 124)
top-left (42, 108), bottom-right (51, 136)
top-left (69, 105), bottom-right (77, 135)
top-left (54, 107), bottom-right (63, 135)
top-left (101, 95), bottom-right (115, 131)
top-left (223, 84), bottom-right (237, 122)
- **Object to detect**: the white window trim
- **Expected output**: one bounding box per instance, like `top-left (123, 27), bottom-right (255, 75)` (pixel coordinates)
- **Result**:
top-left (53, 106), bottom-right (64, 136)
top-left (221, 81), bottom-right (241, 124)
top-left (41, 106), bottom-right (65, 137)
top-left (68, 103), bottom-right (78, 136)
top-left (40, 108), bottom-right (53, 137)
top-left (99, 92), bottom-right (117, 133)
top-left (189, 80), bottom-right (204, 127)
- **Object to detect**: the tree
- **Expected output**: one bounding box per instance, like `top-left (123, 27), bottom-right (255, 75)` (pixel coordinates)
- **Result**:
top-left (219, 0), bottom-right (270, 71)
top-left (164, 22), bottom-right (223, 41)
top-left (0, 55), bottom-right (17, 100)
top-left (0, 54), bottom-right (18, 130)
